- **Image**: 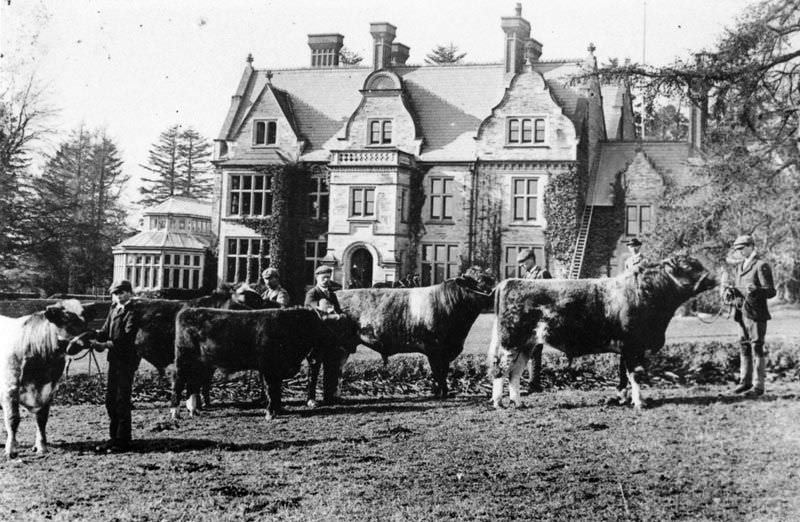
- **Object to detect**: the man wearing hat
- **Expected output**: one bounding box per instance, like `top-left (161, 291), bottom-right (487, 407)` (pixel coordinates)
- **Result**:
top-left (517, 248), bottom-right (552, 281)
top-left (516, 248), bottom-right (551, 393)
top-left (261, 267), bottom-right (291, 308)
top-left (90, 280), bottom-right (138, 452)
top-left (731, 234), bottom-right (776, 396)
top-left (624, 238), bottom-right (644, 271)
top-left (304, 265), bottom-right (342, 314)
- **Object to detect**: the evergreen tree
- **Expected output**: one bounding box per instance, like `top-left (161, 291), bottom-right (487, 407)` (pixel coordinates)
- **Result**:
top-left (339, 47), bottom-right (364, 66)
top-left (425, 43), bottom-right (467, 65)
top-left (138, 124), bottom-right (213, 206)
top-left (28, 127), bottom-right (129, 294)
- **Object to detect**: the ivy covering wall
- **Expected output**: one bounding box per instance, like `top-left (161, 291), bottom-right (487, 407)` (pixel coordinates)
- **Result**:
top-left (543, 165), bottom-right (582, 273)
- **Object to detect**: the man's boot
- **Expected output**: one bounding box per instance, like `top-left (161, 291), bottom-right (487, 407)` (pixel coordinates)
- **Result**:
top-left (733, 343), bottom-right (752, 394)
top-left (747, 353), bottom-right (766, 396)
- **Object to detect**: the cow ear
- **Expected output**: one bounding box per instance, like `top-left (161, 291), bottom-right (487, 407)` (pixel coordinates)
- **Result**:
top-left (81, 302), bottom-right (99, 323)
top-left (44, 304), bottom-right (66, 326)
top-left (453, 276), bottom-right (468, 287)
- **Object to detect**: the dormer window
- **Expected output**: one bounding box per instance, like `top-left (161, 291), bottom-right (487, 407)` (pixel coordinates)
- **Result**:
top-left (254, 120), bottom-right (277, 146)
top-left (507, 117), bottom-right (546, 145)
top-left (368, 119), bottom-right (392, 145)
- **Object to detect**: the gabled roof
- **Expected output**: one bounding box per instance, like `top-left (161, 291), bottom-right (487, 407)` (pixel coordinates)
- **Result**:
top-left (143, 196), bottom-right (212, 218)
top-left (114, 230), bottom-right (211, 251)
top-left (592, 141), bottom-right (693, 205)
top-left (217, 60), bottom-right (590, 162)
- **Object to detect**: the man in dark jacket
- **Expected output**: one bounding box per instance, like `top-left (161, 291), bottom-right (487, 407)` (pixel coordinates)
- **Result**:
top-left (731, 234), bottom-right (776, 396)
top-left (304, 265), bottom-right (342, 314)
top-left (261, 267), bottom-right (291, 308)
top-left (91, 280), bottom-right (138, 452)
top-left (516, 248), bottom-right (551, 393)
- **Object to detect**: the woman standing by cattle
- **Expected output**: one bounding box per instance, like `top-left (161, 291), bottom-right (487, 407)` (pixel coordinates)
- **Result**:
top-left (89, 280), bottom-right (138, 453)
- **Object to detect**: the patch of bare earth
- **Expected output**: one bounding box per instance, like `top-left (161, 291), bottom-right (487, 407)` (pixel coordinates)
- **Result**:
top-left (2, 383), bottom-right (799, 521)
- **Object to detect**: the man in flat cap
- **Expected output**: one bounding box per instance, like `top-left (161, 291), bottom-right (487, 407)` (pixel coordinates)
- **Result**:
top-left (90, 280), bottom-right (138, 452)
top-left (304, 265), bottom-right (342, 314)
top-left (731, 234), bottom-right (776, 396)
top-left (624, 238), bottom-right (645, 272)
top-left (516, 248), bottom-right (551, 393)
top-left (517, 248), bottom-right (552, 281)
top-left (261, 267), bottom-right (291, 308)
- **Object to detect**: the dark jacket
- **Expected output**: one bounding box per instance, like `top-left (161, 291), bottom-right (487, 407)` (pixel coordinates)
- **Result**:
top-left (96, 303), bottom-right (138, 364)
top-left (304, 285), bottom-right (342, 314)
top-left (735, 255), bottom-right (776, 322)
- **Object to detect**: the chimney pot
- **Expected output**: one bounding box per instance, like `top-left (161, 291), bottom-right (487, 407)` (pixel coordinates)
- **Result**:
top-left (391, 43), bottom-right (410, 66)
top-left (370, 22), bottom-right (397, 70)
top-left (308, 33), bottom-right (344, 67)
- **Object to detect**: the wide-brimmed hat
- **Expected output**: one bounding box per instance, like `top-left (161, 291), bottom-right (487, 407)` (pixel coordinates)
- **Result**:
top-left (315, 265), bottom-right (333, 276)
top-left (733, 234), bottom-right (754, 249)
top-left (109, 280), bottom-right (133, 294)
top-left (515, 249), bottom-right (536, 264)
top-left (626, 238), bottom-right (642, 247)
top-left (262, 267), bottom-right (279, 279)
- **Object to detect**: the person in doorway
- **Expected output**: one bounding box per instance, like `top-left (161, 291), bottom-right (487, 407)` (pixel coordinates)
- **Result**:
top-left (730, 234), bottom-right (776, 397)
top-left (90, 280), bottom-right (138, 453)
top-left (261, 267), bottom-right (291, 308)
top-left (516, 248), bottom-right (551, 393)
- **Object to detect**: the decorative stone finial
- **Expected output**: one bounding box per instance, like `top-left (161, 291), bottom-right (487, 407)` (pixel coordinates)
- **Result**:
top-left (515, 2), bottom-right (522, 16)
top-left (246, 53), bottom-right (254, 64)
top-left (587, 42), bottom-right (596, 54)
top-left (265, 70), bottom-right (273, 83)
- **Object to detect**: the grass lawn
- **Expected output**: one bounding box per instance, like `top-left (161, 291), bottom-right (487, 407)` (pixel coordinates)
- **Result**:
top-left (2, 383), bottom-right (799, 521)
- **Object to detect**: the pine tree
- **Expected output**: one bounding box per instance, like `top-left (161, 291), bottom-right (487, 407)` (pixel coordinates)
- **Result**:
top-left (339, 47), bottom-right (364, 66)
top-left (424, 43), bottom-right (467, 65)
top-left (138, 125), bottom-right (214, 206)
top-left (28, 128), bottom-right (129, 294)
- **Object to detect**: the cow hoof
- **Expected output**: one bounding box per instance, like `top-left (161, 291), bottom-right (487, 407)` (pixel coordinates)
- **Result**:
top-left (306, 399), bottom-right (318, 409)
top-left (265, 411), bottom-right (275, 421)
top-left (491, 400), bottom-right (504, 410)
top-left (509, 400), bottom-right (524, 410)
top-left (169, 408), bottom-right (180, 420)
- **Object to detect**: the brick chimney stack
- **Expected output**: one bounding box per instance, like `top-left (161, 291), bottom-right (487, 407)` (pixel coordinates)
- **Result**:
top-left (690, 53), bottom-right (709, 150)
top-left (308, 33), bottom-right (344, 67)
top-left (501, 3), bottom-right (531, 75)
top-left (370, 22), bottom-right (397, 70)
top-left (391, 43), bottom-right (410, 66)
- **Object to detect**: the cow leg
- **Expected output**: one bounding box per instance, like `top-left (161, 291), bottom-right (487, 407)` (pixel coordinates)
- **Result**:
top-left (264, 375), bottom-right (282, 420)
top-left (624, 355), bottom-right (646, 410)
top-left (428, 352), bottom-right (449, 399)
top-left (508, 351), bottom-right (529, 408)
top-left (33, 403), bottom-right (51, 455)
top-left (1, 390), bottom-right (20, 458)
top-left (200, 367), bottom-right (214, 410)
top-left (488, 320), bottom-right (507, 409)
top-left (527, 344), bottom-right (543, 393)
top-left (170, 364), bottom-right (188, 420)
top-left (615, 356), bottom-right (630, 405)
top-left (306, 357), bottom-right (321, 408)
top-left (322, 351), bottom-right (348, 405)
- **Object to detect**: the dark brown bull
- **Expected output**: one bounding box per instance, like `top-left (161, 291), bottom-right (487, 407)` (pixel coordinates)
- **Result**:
top-left (1, 300), bottom-right (98, 457)
top-left (170, 307), bottom-right (354, 420)
top-left (489, 255), bottom-right (717, 410)
top-left (308, 267), bottom-right (495, 404)
top-left (130, 285), bottom-right (271, 406)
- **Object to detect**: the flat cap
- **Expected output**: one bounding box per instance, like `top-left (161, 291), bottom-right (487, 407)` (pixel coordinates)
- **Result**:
top-left (626, 237), bottom-right (642, 247)
top-left (515, 248), bottom-right (536, 264)
top-left (109, 280), bottom-right (133, 294)
top-left (315, 265), bottom-right (333, 276)
top-left (262, 267), bottom-right (279, 279)
top-left (733, 234), bottom-right (754, 248)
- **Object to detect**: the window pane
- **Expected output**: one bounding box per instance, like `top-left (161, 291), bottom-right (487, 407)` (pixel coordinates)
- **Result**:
top-left (164, 254), bottom-right (171, 265)
top-left (239, 239), bottom-right (249, 254)
top-left (527, 197), bottom-right (537, 220)
top-left (508, 119), bottom-right (520, 143)
top-left (382, 120), bottom-right (392, 143)
top-left (228, 239), bottom-right (237, 255)
top-left (251, 240), bottom-right (260, 255)
top-left (266, 121), bottom-right (277, 144)
top-left (421, 264), bottom-right (432, 286)
top-left (514, 197), bottom-right (525, 220)
top-left (521, 119), bottom-right (532, 142)
top-left (514, 179), bottom-right (525, 195)
top-left (435, 245), bottom-right (446, 261)
top-left (254, 176), bottom-right (263, 190)
top-left (443, 179), bottom-right (452, 193)
top-left (430, 196), bottom-right (440, 219)
top-left (534, 119), bottom-right (546, 142)
top-left (317, 242), bottom-right (327, 257)
top-left (194, 255), bottom-right (200, 266)
top-left (237, 258), bottom-right (247, 283)
top-left (264, 194), bottom-right (272, 215)
top-left (255, 122), bottom-right (265, 144)
top-left (319, 195), bottom-right (329, 217)
top-left (253, 193), bottom-right (263, 215)
top-left (192, 271), bottom-right (200, 289)
top-left (183, 270), bottom-right (190, 289)
top-left (370, 121), bottom-right (380, 144)
top-left (443, 196), bottom-right (453, 219)
top-left (431, 178), bottom-right (442, 194)
top-left (162, 269), bottom-right (170, 288)
top-left (306, 241), bottom-right (316, 258)
top-left (352, 189), bottom-right (363, 215)
top-left (528, 179), bottom-right (537, 195)
top-left (448, 245), bottom-right (458, 262)
top-left (229, 193), bottom-right (239, 214)
top-left (365, 189), bottom-right (375, 215)
top-left (435, 264), bottom-right (445, 284)
top-left (423, 244), bottom-right (433, 261)
top-left (231, 176), bottom-right (240, 190)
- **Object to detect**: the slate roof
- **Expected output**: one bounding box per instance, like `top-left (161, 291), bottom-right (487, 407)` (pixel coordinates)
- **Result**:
top-left (592, 142), bottom-right (693, 206)
top-left (114, 231), bottom-right (211, 251)
top-left (218, 60), bottom-right (591, 162)
top-left (142, 196), bottom-right (212, 218)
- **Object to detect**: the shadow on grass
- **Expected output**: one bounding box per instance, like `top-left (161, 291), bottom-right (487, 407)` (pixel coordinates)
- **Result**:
top-left (53, 435), bottom-right (357, 454)
top-left (295, 395), bottom-right (487, 418)
top-left (647, 391), bottom-right (799, 408)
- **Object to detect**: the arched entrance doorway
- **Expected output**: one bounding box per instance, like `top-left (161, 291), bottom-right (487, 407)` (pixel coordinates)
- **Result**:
top-left (349, 248), bottom-right (373, 288)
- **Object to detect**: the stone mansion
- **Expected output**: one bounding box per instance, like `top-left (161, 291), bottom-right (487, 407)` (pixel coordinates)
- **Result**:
top-left (206, 4), bottom-right (702, 290)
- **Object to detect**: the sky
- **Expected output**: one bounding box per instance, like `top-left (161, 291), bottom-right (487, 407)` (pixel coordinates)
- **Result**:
top-left (2, 0), bottom-right (755, 211)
